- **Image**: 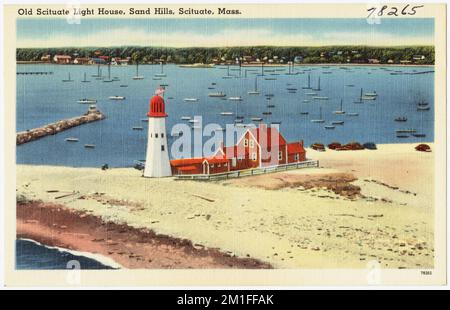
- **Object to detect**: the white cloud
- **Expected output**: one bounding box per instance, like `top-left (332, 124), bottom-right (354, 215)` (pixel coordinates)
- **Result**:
top-left (17, 27), bottom-right (433, 48)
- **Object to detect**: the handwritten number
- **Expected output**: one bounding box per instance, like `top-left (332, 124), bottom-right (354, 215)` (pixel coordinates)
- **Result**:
top-left (410, 5), bottom-right (424, 15)
top-left (367, 7), bottom-right (376, 18)
top-left (367, 4), bottom-right (423, 18)
top-left (388, 7), bottom-right (398, 16)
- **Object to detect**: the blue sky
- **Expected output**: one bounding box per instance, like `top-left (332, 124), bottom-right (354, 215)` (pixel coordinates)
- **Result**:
top-left (17, 18), bottom-right (434, 47)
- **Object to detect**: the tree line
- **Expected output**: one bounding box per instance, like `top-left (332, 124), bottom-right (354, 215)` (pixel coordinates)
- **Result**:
top-left (16, 45), bottom-right (435, 64)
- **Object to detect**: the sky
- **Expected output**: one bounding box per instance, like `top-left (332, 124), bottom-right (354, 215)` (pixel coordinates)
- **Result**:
top-left (16, 18), bottom-right (434, 48)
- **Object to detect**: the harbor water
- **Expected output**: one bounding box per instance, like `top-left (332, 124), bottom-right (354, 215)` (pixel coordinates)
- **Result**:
top-left (16, 63), bottom-right (434, 168)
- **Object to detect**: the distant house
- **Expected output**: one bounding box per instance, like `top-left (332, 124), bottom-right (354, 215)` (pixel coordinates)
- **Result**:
top-left (89, 58), bottom-right (107, 65)
top-left (413, 55), bottom-right (426, 61)
top-left (294, 56), bottom-right (303, 63)
top-left (73, 57), bottom-right (90, 65)
top-left (387, 59), bottom-right (394, 64)
top-left (400, 60), bottom-right (412, 64)
top-left (40, 54), bottom-right (51, 62)
top-left (336, 51), bottom-right (343, 55)
top-left (368, 58), bottom-right (380, 64)
top-left (53, 55), bottom-right (72, 64)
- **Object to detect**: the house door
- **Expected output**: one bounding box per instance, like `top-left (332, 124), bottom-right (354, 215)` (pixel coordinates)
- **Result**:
top-left (202, 162), bottom-right (209, 174)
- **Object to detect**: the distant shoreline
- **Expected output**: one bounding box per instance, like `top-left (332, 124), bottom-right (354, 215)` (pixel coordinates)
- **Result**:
top-left (16, 61), bottom-right (435, 68)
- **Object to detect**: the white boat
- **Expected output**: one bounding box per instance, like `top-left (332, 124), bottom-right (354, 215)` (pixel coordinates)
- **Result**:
top-left (65, 138), bottom-right (79, 142)
top-left (132, 126), bottom-right (143, 130)
top-left (208, 92), bottom-right (226, 97)
top-left (120, 84), bottom-right (128, 87)
top-left (62, 73), bottom-right (73, 82)
top-left (152, 77), bottom-right (162, 80)
top-left (324, 125), bottom-right (335, 129)
top-left (181, 116), bottom-right (192, 121)
top-left (313, 96), bottom-right (329, 100)
top-left (364, 91), bottom-right (378, 97)
top-left (331, 121), bottom-right (344, 125)
top-left (228, 96), bottom-right (242, 101)
top-left (362, 95), bottom-right (376, 100)
top-left (251, 117), bottom-right (263, 121)
top-left (303, 100), bottom-right (310, 103)
top-left (81, 73), bottom-right (90, 83)
top-left (333, 99), bottom-right (345, 114)
top-left (188, 119), bottom-right (199, 123)
top-left (109, 96), bottom-right (126, 100)
top-left (132, 63), bottom-right (144, 80)
top-left (347, 112), bottom-right (359, 116)
top-left (220, 112), bottom-right (234, 116)
top-left (305, 92), bottom-right (317, 96)
top-left (302, 73), bottom-right (312, 89)
top-left (183, 98), bottom-right (199, 102)
top-left (77, 98), bottom-right (97, 104)
top-left (84, 144), bottom-right (95, 148)
top-left (311, 107), bottom-right (325, 123)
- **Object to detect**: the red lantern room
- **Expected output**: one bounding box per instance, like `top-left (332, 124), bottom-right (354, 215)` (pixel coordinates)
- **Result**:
top-left (147, 95), bottom-right (167, 118)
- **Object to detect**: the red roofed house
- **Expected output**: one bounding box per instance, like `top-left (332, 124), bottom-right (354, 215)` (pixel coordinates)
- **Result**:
top-left (170, 125), bottom-right (306, 175)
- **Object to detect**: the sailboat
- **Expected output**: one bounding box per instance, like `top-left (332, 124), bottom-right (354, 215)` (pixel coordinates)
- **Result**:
top-left (412, 112), bottom-right (427, 137)
top-left (313, 77), bottom-right (321, 91)
top-left (132, 63), bottom-right (144, 80)
top-left (103, 63), bottom-right (113, 82)
top-left (311, 107), bottom-right (325, 123)
top-left (302, 73), bottom-right (312, 89)
top-left (62, 72), bottom-right (73, 82)
top-left (91, 64), bottom-right (101, 77)
top-left (222, 65), bottom-right (233, 79)
top-left (154, 62), bottom-right (166, 77)
top-left (120, 69), bottom-right (128, 87)
top-left (81, 72), bottom-right (90, 83)
top-left (248, 76), bottom-right (260, 95)
top-left (354, 88), bottom-right (363, 104)
top-left (333, 99), bottom-right (345, 114)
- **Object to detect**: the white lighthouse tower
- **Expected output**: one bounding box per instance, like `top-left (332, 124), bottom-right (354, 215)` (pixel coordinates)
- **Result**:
top-left (143, 88), bottom-right (172, 177)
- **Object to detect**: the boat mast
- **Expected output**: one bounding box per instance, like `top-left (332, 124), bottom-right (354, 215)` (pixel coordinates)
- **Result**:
top-left (308, 74), bottom-right (310, 88)
top-left (255, 76), bottom-right (258, 91)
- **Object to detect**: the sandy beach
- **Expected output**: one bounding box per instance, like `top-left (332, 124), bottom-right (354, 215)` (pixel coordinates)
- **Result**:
top-left (16, 143), bottom-right (434, 269)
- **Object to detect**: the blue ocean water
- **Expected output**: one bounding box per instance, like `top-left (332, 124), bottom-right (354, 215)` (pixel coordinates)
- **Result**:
top-left (15, 239), bottom-right (114, 269)
top-left (16, 64), bottom-right (434, 168)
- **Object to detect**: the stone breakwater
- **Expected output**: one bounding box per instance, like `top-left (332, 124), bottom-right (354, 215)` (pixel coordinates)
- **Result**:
top-left (16, 108), bottom-right (105, 145)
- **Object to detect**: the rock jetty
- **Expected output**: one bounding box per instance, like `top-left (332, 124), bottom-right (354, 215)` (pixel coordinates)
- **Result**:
top-left (16, 107), bottom-right (105, 145)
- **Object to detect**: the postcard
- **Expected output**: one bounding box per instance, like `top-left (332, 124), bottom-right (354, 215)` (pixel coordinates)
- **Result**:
top-left (2, 2), bottom-right (447, 286)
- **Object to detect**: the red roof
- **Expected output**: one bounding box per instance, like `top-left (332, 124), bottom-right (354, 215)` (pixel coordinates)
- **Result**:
top-left (287, 142), bottom-right (305, 154)
top-left (249, 126), bottom-right (287, 149)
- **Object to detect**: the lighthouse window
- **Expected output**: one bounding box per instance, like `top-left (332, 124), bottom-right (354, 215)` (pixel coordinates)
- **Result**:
top-left (278, 151), bottom-right (283, 160)
top-left (244, 139), bottom-right (249, 147)
top-left (161, 133), bottom-right (164, 138)
top-left (155, 133), bottom-right (159, 138)
top-left (161, 145), bottom-right (165, 151)
top-left (249, 140), bottom-right (254, 148)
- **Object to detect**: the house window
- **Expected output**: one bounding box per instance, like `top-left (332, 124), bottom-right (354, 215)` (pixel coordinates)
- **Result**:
top-left (294, 153), bottom-right (299, 161)
top-left (218, 164), bottom-right (221, 167)
top-left (252, 152), bottom-right (257, 161)
top-left (249, 140), bottom-right (254, 148)
top-left (155, 133), bottom-right (159, 138)
top-left (231, 158), bottom-right (237, 167)
top-left (224, 163), bottom-right (228, 167)
top-left (244, 139), bottom-right (249, 147)
top-left (210, 164), bottom-right (214, 168)
top-left (278, 151), bottom-right (283, 160)
top-left (161, 145), bottom-right (165, 151)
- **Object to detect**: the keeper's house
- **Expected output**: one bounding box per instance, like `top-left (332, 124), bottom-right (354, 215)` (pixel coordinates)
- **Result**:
top-left (170, 125), bottom-right (306, 175)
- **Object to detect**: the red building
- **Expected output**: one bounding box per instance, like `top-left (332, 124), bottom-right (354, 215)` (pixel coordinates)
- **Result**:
top-left (170, 125), bottom-right (306, 175)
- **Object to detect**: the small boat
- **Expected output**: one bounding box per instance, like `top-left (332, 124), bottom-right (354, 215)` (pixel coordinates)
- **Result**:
top-left (303, 100), bottom-right (310, 103)
top-left (395, 117), bottom-right (408, 122)
top-left (160, 83), bottom-right (169, 87)
top-left (208, 92), bottom-right (226, 97)
top-left (65, 138), bottom-right (79, 142)
top-left (267, 104), bottom-right (275, 108)
top-left (264, 77), bottom-right (277, 80)
top-left (167, 97), bottom-right (174, 100)
top-left (286, 88), bottom-right (298, 91)
top-left (248, 77), bottom-right (260, 95)
top-left (300, 112), bottom-right (309, 115)
top-left (81, 73), bottom-right (90, 83)
top-left (181, 116), bottom-right (192, 121)
top-left (333, 99), bottom-right (345, 114)
top-left (396, 134), bottom-right (409, 138)
top-left (396, 129), bottom-right (416, 133)
top-left (112, 77), bottom-right (120, 81)
top-left (154, 62), bottom-right (166, 77)
top-left (346, 84), bottom-right (355, 87)
top-left (313, 96), bottom-right (329, 100)
top-left (141, 119), bottom-right (149, 122)
top-left (417, 106), bottom-right (430, 111)
top-left (354, 88), bottom-right (363, 104)
top-left (220, 112), bottom-right (234, 116)
top-left (234, 119), bottom-right (243, 124)
top-left (132, 63), bottom-right (144, 80)
top-left (262, 111), bottom-right (272, 115)
top-left (84, 144), bottom-right (95, 148)
top-left (109, 96), bottom-right (125, 100)
top-left (119, 84), bottom-right (128, 88)
top-left (188, 119), bottom-right (199, 123)
top-left (324, 125), bottom-right (335, 129)
top-left (305, 92), bottom-right (317, 96)
top-left (132, 126), bottom-right (143, 130)
top-left (265, 94), bottom-right (275, 97)
top-left (302, 74), bottom-right (312, 89)
top-left (412, 133), bottom-right (426, 138)
top-left (362, 95), bottom-right (376, 100)
top-left (364, 91), bottom-right (378, 97)
top-left (152, 77), bottom-right (162, 80)
top-left (235, 115), bottom-right (245, 120)
top-left (271, 121), bottom-right (282, 125)
top-left (211, 82), bottom-right (217, 85)
top-left (311, 107), bottom-right (325, 123)
top-left (347, 112), bottom-right (359, 116)
top-left (251, 117), bottom-right (263, 121)
top-left (207, 87), bottom-right (215, 90)
top-left (62, 72), bottom-right (73, 82)
top-left (418, 100), bottom-right (429, 106)
top-left (331, 121), bottom-right (344, 125)
top-left (183, 98), bottom-right (199, 102)
top-left (77, 98), bottom-right (97, 104)
top-left (103, 64), bottom-right (113, 82)
top-left (313, 77), bottom-right (321, 91)
top-left (191, 125), bottom-right (201, 130)
top-left (228, 96), bottom-right (242, 101)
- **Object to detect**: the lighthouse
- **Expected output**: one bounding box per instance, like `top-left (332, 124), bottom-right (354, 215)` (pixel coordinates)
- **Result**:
top-left (143, 88), bottom-right (172, 178)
